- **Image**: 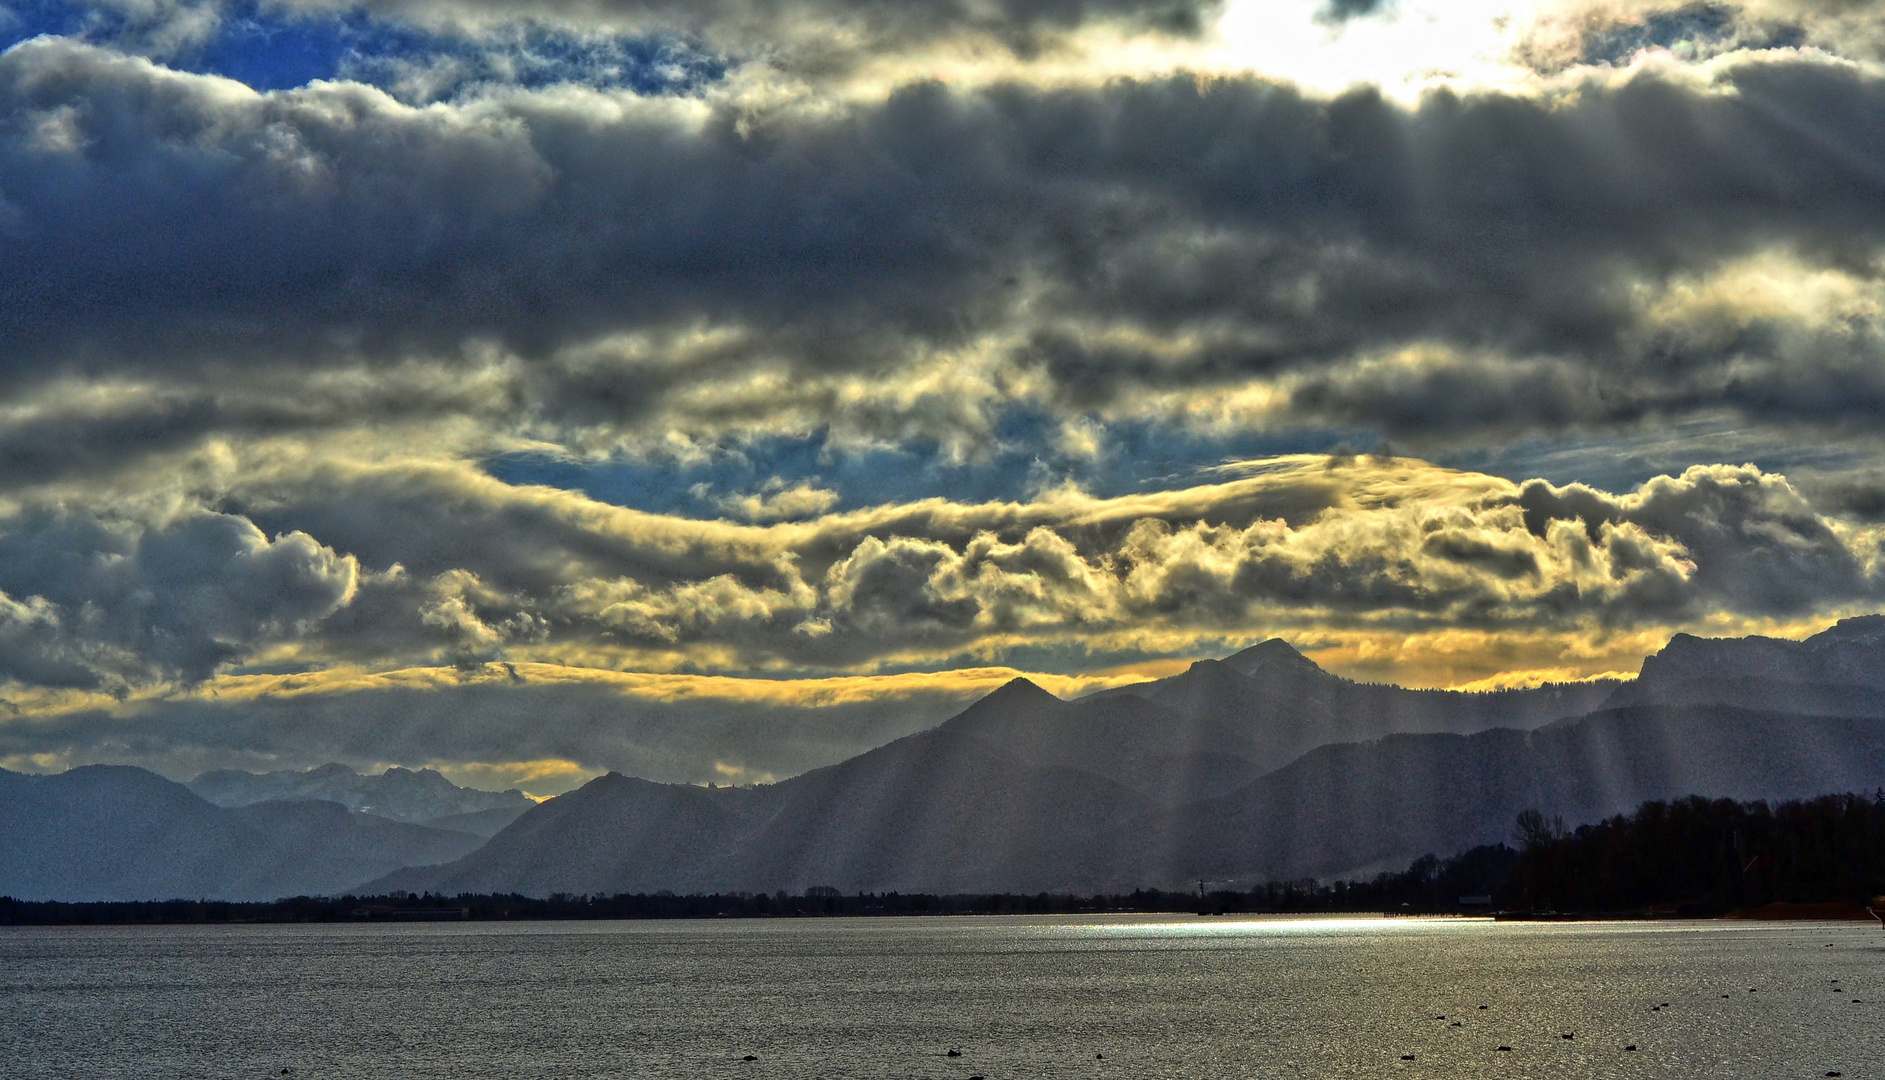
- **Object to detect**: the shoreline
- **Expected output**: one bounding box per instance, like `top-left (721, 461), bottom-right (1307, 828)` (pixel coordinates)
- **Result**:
top-left (6, 893), bottom-right (1884, 927)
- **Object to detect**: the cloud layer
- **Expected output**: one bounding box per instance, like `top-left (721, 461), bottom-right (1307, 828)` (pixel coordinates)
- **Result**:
top-left (4, 0), bottom-right (1885, 784)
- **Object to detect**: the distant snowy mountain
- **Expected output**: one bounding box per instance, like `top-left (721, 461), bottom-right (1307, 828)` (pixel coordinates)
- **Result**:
top-left (188, 763), bottom-right (532, 835)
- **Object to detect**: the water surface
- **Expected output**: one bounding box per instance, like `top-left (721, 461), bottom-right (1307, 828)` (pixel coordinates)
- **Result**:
top-left (3, 914), bottom-right (1881, 1078)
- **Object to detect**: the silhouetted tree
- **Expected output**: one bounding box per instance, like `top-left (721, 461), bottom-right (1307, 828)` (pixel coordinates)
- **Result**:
top-left (1508, 793), bottom-right (1885, 912)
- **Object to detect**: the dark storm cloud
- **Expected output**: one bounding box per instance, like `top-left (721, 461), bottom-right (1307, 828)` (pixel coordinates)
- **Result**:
top-left (7, 40), bottom-right (1885, 452)
top-left (1792, 468), bottom-right (1885, 523)
top-left (228, 460), bottom-right (802, 598)
top-left (0, 373), bottom-right (513, 489)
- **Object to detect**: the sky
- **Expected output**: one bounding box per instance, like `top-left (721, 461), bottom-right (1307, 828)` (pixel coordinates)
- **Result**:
top-left (4, 0), bottom-right (1885, 794)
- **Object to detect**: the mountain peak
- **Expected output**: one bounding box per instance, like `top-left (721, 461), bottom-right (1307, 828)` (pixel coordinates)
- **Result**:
top-left (1221, 638), bottom-right (1328, 679)
top-left (988, 675), bottom-right (1057, 700)
top-left (941, 677), bottom-right (1069, 733)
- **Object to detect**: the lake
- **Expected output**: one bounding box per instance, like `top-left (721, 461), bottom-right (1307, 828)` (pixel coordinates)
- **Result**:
top-left (2, 914), bottom-right (1880, 1078)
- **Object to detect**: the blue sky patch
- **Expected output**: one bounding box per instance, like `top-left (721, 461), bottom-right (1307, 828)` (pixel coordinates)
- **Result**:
top-left (1440, 419), bottom-right (1871, 493)
top-left (486, 418), bottom-right (1374, 519)
top-left (0, 0), bottom-right (726, 96)
top-left (487, 413), bottom-right (1884, 520)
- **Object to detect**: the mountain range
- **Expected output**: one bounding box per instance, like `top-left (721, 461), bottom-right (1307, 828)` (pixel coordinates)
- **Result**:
top-left (12, 618), bottom-right (1885, 901)
top-left (372, 619), bottom-right (1885, 896)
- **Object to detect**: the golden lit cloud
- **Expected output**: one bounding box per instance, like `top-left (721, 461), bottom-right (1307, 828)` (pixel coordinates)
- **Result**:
top-left (430, 758), bottom-right (602, 798)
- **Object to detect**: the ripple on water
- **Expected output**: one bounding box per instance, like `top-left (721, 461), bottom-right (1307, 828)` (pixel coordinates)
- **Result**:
top-left (1, 915), bottom-right (1880, 1078)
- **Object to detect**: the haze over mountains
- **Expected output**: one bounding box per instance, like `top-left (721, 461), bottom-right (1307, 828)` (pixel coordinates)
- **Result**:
top-left (0, 767), bottom-right (485, 901)
top-left (12, 620), bottom-right (1885, 902)
top-left (0, 762), bottom-right (535, 900)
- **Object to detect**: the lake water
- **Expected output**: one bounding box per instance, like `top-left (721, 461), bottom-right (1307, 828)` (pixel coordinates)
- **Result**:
top-left (2, 914), bottom-right (1881, 1078)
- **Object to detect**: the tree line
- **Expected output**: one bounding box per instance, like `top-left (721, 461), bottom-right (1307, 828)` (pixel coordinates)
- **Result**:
top-left (1505, 791), bottom-right (1885, 913)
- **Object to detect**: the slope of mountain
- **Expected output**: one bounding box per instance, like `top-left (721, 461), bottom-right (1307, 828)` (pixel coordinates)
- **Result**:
top-left (398, 773), bottom-right (756, 896)
top-left (0, 766), bottom-right (486, 901)
top-left (1155, 704), bottom-right (1885, 884)
top-left (380, 698), bottom-right (1885, 896)
top-left (188, 763), bottom-right (531, 833)
top-left (420, 807), bottom-right (537, 838)
top-left (375, 680), bottom-right (1154, 896)
top-left (707, 688), bottom-right (1147, 895)
top-left (938, 685), bottom-right (1266, 804)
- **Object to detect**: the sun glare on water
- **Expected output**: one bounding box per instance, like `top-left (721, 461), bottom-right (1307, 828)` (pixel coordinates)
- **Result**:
top-left (1059, 915), bottom-right (1490, 937)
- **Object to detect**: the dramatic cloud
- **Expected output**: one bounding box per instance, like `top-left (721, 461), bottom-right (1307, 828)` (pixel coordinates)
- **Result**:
top-left (23, 448), bottom-right (1861, 684)
top-left (5, 0), bottom-right (1885, 784)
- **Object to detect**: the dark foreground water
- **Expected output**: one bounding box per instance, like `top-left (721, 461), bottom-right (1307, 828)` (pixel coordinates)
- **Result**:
top-left (3, 915), bottom-right (1882, 1078)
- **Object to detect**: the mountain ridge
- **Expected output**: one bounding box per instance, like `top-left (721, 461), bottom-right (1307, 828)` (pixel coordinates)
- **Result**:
top-left (372, 626), bottom-right (1885, 897)
top-left (1606, 617), bottom-right (1885, 716)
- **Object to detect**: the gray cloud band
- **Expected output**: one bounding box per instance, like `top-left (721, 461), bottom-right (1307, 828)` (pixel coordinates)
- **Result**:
top-left (4, 42), bottom-right (1885, 449)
